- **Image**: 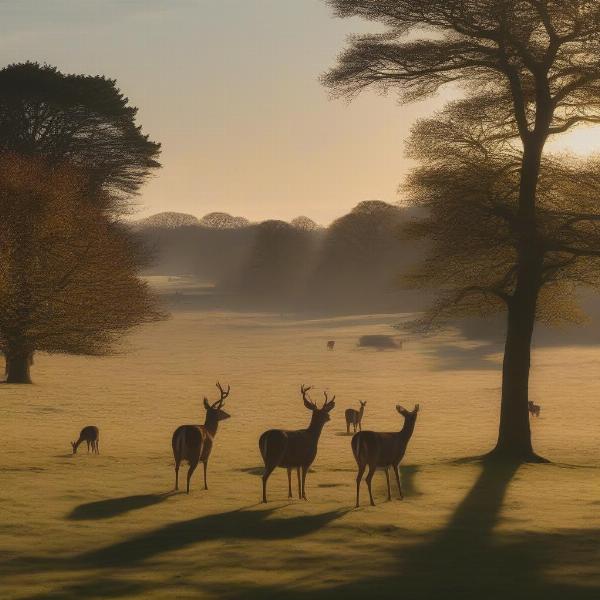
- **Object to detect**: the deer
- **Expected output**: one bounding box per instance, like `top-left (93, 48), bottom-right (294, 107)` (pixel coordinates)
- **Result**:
top-left (172, 382), bottom-right (231, 494)
top-left (71, 426), bottom-right (100, 454)
top-left (326, 340), bottom-right (335, 350)
top-left (345, 400), bottom-right (367, 434)
top-left (259, 384), bottom-right (335, 503)
top-left (352, 404), bottom-right (419, 507)
top-left (528, 400), bottom-right (541, 417)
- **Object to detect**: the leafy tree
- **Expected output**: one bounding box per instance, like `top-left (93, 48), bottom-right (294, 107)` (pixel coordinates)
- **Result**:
top-left (0, 62), bottom-right (160, 205)
top-left (324, 1), bottom-right (600, 461)
top-left (309, 201), bottom-right (418, 312)
top-left (0, 155), bottom-right (163, 383)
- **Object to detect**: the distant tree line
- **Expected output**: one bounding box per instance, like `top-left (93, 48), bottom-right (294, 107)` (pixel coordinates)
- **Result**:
top-left (137, 201), bottom-right (425, 314)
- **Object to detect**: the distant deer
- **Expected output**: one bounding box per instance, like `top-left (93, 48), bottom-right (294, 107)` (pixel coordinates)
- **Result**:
top-left (352, 404), bottom-right (419, 507)
top-left (71, 426), bottom-right (100, 454)
top-left (259, 384), bottom-right (335, 503)
top-left (327, 340), bottom-right (335, 350)
top-left (528, 401), bottom-right (541, 417)
top-left (172, 382), bottom-right (231, 494)
top-left (345, 400), bottom-right (367, 434)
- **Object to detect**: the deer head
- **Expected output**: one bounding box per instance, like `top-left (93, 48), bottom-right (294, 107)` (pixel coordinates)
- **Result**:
top-left (396, 403), bottom-right (419, 423)
top-left (359, 400), bottom-right (367, 409)
top-left (302, 384), bottom-right (335, 424)
top-left (71, 441), bottom-right (78, 454)
top-left (203, 381), bottom-right (231, 421)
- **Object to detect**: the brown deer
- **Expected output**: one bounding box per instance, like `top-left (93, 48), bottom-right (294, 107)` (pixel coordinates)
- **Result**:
top-left (259, 384), bottom-right (335, 503)
top-left (172, 382), bottom-right (231, 494)
top-left (352, 404), bottom-right (419, 507)
top-left (528, 401), bottom-right (541, 417)
top-left (327, 340), bottom-right (335, 350)
top-left (71, 426), bottom-right (100, 454)
top-left (345, 400), bottom-right (366, 434)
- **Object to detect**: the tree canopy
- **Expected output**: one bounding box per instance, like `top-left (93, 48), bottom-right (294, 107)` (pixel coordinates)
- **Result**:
top-left (0, 62), bottom-right (160, 206)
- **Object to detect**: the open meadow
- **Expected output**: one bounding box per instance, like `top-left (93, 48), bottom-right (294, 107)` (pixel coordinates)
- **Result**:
top-left (2, 302), bottom-right (600, 599)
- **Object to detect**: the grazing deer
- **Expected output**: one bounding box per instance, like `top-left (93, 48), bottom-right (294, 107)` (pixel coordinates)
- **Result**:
top-left (71, 426), bottom-right (100, 454)
top-left (172, 382), bottom-right (231, 494)
top-left (352, 404), bottom-right (419, 507)
top-left (259, 384), bottom-right (335, 503)
top-left (345, 400), bottom-right (367, 434)
top-left (326, 340), bottom-right (335, 350)
top-left (528, 401), bottom-right (541, 417)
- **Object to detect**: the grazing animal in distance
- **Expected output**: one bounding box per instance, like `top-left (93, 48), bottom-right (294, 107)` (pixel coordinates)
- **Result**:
top-left (71, 426), bottom-right (100, 454)
top-left (172, 382), bottom-right (231, 494)
top-left (352, 404), bottom-right (419, 507)
top-left (528, 401), bottom-right (541, 417)
top-left (345, 400), bottom-right (367, 434)
top-left (327, 340), bottom-right (335, 350)
top-left (259, 384), bottom-right (335, 503)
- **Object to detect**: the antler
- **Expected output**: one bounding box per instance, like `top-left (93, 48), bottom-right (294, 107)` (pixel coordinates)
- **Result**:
top-left (322, 391), bottom-right (336, 408)
top-left (300, 384), bottom-right (314, 407)
top-left (213, 381), bottom-right (230, 408)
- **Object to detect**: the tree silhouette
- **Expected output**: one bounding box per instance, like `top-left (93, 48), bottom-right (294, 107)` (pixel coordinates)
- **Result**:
top-left (0, 155), bottom-right (163, 383)
top-left (324, 1), bottom-right (600, 461)
top-left (0, 62), bottom-right (160, 205)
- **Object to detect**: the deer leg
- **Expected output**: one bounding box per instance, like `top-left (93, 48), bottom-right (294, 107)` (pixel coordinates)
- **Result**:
top-left (355, 463), bottom-right (366, 508)
top-left (203, 460), bottom-right (208, 490)
top-left (346, 421), bottom-right (350, 434)
top-left (394, 464), bottom-right (403, 500)
top-left (261, 464), bottom-right (276, 503)
top-left (385, 467), bottom-right (391, 501)
top-left (297, 468), bottom-right (302, 498)
top-left (86, 441), bottom-right (90, 453)
top-left (287, 468), bottom-right (293, 498)
top-left (301, 466), bottom-right (308, 501)
top-left (174, 460), bottom-right (180, 491)
top-left (365, 463), bottom-right (377, 506)
top-left (187, 459), bottom-right (198, 494)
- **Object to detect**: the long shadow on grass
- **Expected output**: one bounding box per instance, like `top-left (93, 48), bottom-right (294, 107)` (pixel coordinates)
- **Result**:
top-left (67, 493), bottom-right (175, 521)
top-left (202, 461), bottom-right (600, 599)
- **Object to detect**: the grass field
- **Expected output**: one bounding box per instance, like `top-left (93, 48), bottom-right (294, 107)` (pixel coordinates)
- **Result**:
top-left (1, 307), bottom-right (600, 599)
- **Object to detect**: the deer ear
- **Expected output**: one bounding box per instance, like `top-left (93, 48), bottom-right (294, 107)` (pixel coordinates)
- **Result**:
top-left (203, 397), bottom-right (210, 410)
top-left (414, 404), bottom-right (420, 413)
top-left (396, 404), bottom-right (406, 415)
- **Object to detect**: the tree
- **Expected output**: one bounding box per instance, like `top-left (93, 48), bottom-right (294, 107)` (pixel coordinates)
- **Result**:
top-left (236, 220), bottom-right (319, 308)
top-left (0, 62), bottom-right (160, 206)
top-left (0, 155), bottom-right (163, 383)
top-left (324, 1), bottom-right (600, 461)
top-left (309, 201), bottom-right (419, 313)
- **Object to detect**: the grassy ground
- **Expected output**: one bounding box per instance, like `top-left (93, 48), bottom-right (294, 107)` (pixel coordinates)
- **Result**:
top-left (1, 309), bottom-right (599, 599)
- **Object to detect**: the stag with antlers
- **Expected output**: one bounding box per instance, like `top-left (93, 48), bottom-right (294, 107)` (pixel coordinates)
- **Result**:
top-left (259, 384), bottom-right (335, 503)
top-left (172, 382), bottom-right (231, 494)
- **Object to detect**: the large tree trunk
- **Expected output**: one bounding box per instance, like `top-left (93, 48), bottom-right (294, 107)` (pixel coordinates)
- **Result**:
top-left (5, 350), bottom-right (33, 384)
top-left (488, 136), bottom-right (547, 463)
top-left (489, 286), bottom-right (540, 462)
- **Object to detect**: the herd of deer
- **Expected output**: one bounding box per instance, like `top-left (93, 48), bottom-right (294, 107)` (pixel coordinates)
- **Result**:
top-left (71, 382), bottom-right (420, 507)
top-left (70, 382), bottom-right (541, 507)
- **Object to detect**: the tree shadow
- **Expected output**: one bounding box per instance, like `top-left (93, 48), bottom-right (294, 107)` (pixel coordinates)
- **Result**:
top-left (67, 493), bottom-right (176, 521)
top-left (427, 341), bottom-right (503, 371)
top-left (203, 461), bottom-right (600, 599)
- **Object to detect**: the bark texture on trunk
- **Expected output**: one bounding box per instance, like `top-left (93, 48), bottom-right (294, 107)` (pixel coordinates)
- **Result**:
top-left (5, 351), bottom-right (33, 384)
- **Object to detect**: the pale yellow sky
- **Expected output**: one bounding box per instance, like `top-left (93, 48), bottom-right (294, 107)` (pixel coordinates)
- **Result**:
top-left (0, 0), bottom-right (598, 225)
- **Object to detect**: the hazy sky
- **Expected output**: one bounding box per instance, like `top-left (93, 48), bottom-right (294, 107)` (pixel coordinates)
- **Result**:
top-left (0, 0), bottom-right (598, 225)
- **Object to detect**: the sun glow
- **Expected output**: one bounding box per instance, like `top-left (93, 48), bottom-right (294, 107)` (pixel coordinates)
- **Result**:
top-left (549, 125), bottom-right (600, 156)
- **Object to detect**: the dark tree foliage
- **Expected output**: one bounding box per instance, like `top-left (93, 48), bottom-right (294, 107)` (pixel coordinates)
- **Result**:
top-left (324, 0), bottom-right (600, 461)
top-left (309, 201), bottom-right (422, 313)
top-left (236, 220), bottom-right (320, 308)
top-left (0, 62), bottom-right (160, 206)
top-left (0, 155), bottom-right (164, 383)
